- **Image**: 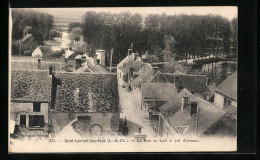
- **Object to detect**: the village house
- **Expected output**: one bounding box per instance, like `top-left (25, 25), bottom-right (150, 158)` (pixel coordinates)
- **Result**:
top-left (49, 72), bottom-right (120, 137)
top-left (32, 46), bottom-right (63, 58)
top-left (12, 34), bottom-right (38, 56)
top-left (214, 71), bottom-right (237, 119)
top-left (157, 89), bottom-right (236, 138)
top-left (131, 63), bottom-right (154, 100)
top-left (10, 68), bottom-right (56, 135)
top-left (117, 51), bottom-right (142, 87)
top-left (146, 71), bottom-right (210, 100)
top-left (141, 82), bottom-right (178, 136)
top-left (64, 48), bottom-right (108, 73)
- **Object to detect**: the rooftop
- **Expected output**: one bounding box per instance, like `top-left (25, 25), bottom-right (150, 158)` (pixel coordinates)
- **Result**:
top-left (142, 82), bottom-right (177, 102)
top-left (11, 59), bottom-right (66, 71)
top-left (53, 72), bottom-right (119, 113)
top-left (216, 71), bottom-right (237, 100)
top-left (132, 63), bottom-right (154, 87)
top-left (175, 74), bottom-right (209, 92)
top-left (11, 70), bottom-right (52, 102)
top-left (167, 93), bottom-right (226, 136)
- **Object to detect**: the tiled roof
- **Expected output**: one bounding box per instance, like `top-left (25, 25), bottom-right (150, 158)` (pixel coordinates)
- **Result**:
top-left (159, 88), bottom-right (193, 119)
top-left (11, 59), bottom-right (66, 71)
top-left (65, 50), bottom-right (75, 59)
top-left (175, 75), bottom-right (209, 92)
top-left (32, 46), bottom-right (63, 58)
top-left (202, 114), bottom-right (237, 137)
top-left (11, 70), bottom-right (52, 102)
top-left (117, 53), bottom-right (135, 74)
top-left (133, 57), bottom-right (142, 72)
top-left (216, 71), bottom-right (237, 100)
top-left (167, 94), bottom-right (225, 136)
top-left (148, 71), bottom-right (170, 83)
top-left (142, 82), bottom-right (177, 102)
top-left (132, 64), bottom-right (154, 87)
top-left (53, 72), bottom-right (119, 113)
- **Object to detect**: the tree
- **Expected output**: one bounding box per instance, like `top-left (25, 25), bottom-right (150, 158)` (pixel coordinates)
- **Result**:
top-left (11, 9), bottom-right (54, 44)
top-left (49, 29), bottom-right (61, 40)
top-left (68, 22), bottom-right (82, 33)
top-left (69, 27), bottom-right (83, 43)
top-left (23, 26), bottom-right (32, 36)
top-left (231, 18), bottom-right (238, 56)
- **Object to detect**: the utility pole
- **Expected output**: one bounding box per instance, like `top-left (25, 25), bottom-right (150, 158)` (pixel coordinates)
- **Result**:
top-left (19, 39), bottom-right (22, 56)
top-left (110, 48), bottom-right (113, 73)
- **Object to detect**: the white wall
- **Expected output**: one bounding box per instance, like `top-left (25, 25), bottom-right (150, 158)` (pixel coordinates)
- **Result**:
top-left (96, 51), bottom-right (106, 66)
top-left (10, 102), bottom-right (49, 127)
top-left (214, 92), bottom-right (225, 108)
top-left (117, 69), bottom-right (124, 86)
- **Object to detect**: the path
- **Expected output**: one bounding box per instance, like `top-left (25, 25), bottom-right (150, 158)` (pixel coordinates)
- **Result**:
top-left (118, 86), bottom-right (156, 138)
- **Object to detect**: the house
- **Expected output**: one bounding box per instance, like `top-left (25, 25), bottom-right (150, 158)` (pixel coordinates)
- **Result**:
top-left (146, 71), bottom-right (209, 99)
top-left (32, 46), bottom-right (63, 58)
top-left (64, 49), bottom-right (83, 72)
top-left (65, 49), bottom-right (108, 73)
top-left (49, 72), bottom-right (120, 136)
top-left (10, 68), bottom-right (56, 135)
top-left (174, 75), bottom-right (209, 98)
top-left (214, 71), bottom-right (237, 119)
top-left (19, 34), bottom-right (38, 55)
top-left (141, 82), bottom-right (178, 136)
top-left (158, 88), bottom-right (236, 138)
top-left (117, 52), bottom-right (142, 86)
top-left (131, 63), bottom-right (154, 100)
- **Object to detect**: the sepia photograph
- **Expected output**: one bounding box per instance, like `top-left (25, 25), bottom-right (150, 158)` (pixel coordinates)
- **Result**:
top-left (9, 7), bottom-right (238, 152)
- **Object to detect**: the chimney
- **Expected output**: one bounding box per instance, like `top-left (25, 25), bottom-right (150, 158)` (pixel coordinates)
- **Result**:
top-left (189, 102), bottom-right (198, 117)
top-left (206, 78), bottom-right (210, 86)
top-left (128, 49), bottom-right (133, 56)
top-left (93, 54), bottom-right (97, 66)
top-left (181, 93), bottom-right (189, 111)
top-left (134, 53), bottom-right (139, 61)
top-left (49, 66), bottom-right (53, 75)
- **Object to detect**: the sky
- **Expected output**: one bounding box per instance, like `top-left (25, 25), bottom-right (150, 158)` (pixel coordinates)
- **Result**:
top-left (31, 7), bottom-right (237, 21)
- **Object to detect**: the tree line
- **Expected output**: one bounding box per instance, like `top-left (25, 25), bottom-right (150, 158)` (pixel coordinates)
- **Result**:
top-left (70, 11), bottom-right (237, 64)
top-left (11, 9), bottom-right (54, 44)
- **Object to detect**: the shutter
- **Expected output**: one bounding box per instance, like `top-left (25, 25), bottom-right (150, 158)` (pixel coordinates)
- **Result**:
top-left (29, 115), bottom-right (33, 128)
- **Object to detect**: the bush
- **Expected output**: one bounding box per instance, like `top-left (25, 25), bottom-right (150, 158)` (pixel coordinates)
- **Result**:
top-left (24, 50), bottom-right (32, 56)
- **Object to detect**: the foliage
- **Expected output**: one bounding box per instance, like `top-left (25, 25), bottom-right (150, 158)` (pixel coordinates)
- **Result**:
top-left (11, 42), bottom-right (20, 55)
top-left (49, 29), bottom-right (62, 40)
top-left (12, 9), bottom-right (54, 44)
top-left (79, 11), bottom-right (233, 64)
top-left (69, 27), bottom-right (83, 43)
top-left (23, 26), bottom-right (32, 37)
top-left (68, 22), bottom-right (82, 32)
top-left (24, 50), bottom-right (32, 56)
top-left (231, 18), bottom-right (238, 56)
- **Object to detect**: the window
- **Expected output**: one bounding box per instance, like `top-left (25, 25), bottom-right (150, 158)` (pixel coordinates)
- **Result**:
top-left (97, 59), bottom-right (100, 64)
top-left (20, 115), bottom-right (26, 126)
top-left (33, 103), bottom-right (41, 112)
top-left (29, 115), bottom-right (44, 128)
top-left (77, 115), bottom-right (91, 121)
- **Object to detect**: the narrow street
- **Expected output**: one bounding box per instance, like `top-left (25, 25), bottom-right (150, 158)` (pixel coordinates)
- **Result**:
top-left (118, 86), bottom-right (156, 138)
